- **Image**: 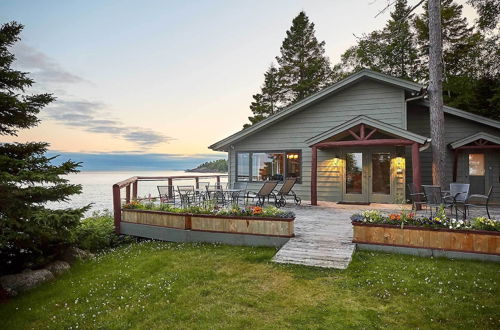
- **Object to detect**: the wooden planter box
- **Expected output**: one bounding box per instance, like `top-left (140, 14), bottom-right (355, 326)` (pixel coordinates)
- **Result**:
top-left (352, 222), bottom-right (500, 255)
top-left (122, 209), bottom-right (294, 237)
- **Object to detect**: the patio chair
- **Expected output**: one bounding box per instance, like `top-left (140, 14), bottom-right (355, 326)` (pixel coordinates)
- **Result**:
top-left (246, 181), bottom-right (279, 207)
top-left (228, 181), bottom-right (247, 205)
top-left (157, 185), bottom-right (176, 204)
top-left (195, 181), bottom-right (210, 202)
top-left (407, 183), bottom-right (426, 213)
top-left (422, 185), bottom-right (455, 218)
top-left (177, 185), bottom-right (196, 207)
top-left (447, 183), bottom-right (469, 218)
top-left (275, 177), bottom-right (301, 207)
top-left (464, 186), bottom-right (493, 219)
top-left (207, 182), bottom-right (226, 205)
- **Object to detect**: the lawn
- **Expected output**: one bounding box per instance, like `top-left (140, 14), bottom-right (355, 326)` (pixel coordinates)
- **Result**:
top-left (1, 241), bottom-right (499, 329)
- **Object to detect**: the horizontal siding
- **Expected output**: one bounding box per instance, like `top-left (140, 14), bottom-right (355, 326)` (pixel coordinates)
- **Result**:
top-left (406, 105), bottom-right (500, 202)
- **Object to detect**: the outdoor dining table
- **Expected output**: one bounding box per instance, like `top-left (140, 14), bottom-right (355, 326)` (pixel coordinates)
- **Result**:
top-left (206, 188), bottom-right (241, 204)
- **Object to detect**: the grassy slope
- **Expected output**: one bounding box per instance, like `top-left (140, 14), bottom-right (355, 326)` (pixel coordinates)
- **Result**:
top-left (1, 242), bottom-right (499, 329)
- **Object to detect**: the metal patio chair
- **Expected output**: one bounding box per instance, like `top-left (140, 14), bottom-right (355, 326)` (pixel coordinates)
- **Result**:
top-left (195, 181), bottom-right (210, 202)
top-left (407, 183), bottom-right (426, 213)
top-left (246, 181), bottom-right (279, 207)
top-left (207, 182), bottom-right (226, 205)
top-left (157, 185), bottom-right (176, 204)
top-left (275, 177), bottom-right (301, 207)
top-left (464, 186), bottom-right (493, 219)
top-left (230, 181), bottom-right (248, 205)
top-left (177, 185), bottom-right (196, 207)
top-left (422, 185), bottom-right (455, 218)
top-left (447, 183), bottom-right (469, 219)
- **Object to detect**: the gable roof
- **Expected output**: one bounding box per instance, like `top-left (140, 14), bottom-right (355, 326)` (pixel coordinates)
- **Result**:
top-left (305, 115), bottom-right (429, 146)
top-left (209, 69), bottom-right (424, 151)
top-left (418, 100), bottom-right (500, 130)
top-left (449, 132), bottom-right (500, 149)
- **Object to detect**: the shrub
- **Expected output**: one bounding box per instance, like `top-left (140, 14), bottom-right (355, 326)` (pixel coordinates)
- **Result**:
top-left (73, 211), bottom-right (135, 252)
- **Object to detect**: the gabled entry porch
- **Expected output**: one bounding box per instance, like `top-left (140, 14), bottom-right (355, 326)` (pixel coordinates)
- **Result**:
top-left (306, 116), bottom-right (430, 205)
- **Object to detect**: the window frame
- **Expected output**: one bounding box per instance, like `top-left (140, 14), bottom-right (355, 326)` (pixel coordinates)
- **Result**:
top-left (235, 150), bottom-right (302, 184)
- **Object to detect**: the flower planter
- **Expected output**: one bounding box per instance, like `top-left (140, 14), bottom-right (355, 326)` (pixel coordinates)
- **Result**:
top-left (352, 222), bottom-right (500, 255)
top-left (122, 209), bottom-right (294, 237)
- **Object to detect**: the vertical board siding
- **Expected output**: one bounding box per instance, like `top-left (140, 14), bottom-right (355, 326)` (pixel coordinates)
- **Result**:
top-left (228, 80), bottom-right (406, 202)
top-left (406, 105), bottom-right (500, 202)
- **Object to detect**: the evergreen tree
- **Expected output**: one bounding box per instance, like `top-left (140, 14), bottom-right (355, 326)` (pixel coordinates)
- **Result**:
top-left (413, 0), bottom-right (475, 80)
top-left (340, 0), bottom-right (418, 80)
top-left (245, 64), bottom-right (281, 128)
top-left (467, 0), bottom-right (500, 31)
top-left (276, 11), bottom-right (333, 104)
top-left (0, 22), bottom-right (87, 274)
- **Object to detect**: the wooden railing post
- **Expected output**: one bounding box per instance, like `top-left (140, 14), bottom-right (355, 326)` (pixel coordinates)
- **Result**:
top-left (132, 180), bottom-right (138, 201)
top-left (168, 178), bottom-right (173, 198)
top-left (195, 177), bottom-right (200, 189)
top-left (125, 184), bottom-right (131, 204)
top-left (112, 185), bottom-right (121, 234)
top-left (216, 175), bottom-right (221, 185)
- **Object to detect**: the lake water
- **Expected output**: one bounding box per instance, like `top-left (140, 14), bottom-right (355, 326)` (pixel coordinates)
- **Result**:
top-left (49, 171), bottom-right (228, 216)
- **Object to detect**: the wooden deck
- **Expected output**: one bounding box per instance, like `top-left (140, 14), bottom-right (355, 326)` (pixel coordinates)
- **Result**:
top-left (272, 202), bottom-right (500, 269)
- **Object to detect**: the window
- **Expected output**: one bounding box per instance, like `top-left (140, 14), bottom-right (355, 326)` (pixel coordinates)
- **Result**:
top-left (371, 153), bottom-right (391, 195)
top-left (236, 151), bottom-right (301, 182)
top-left (469, 153), bottom-right (485, 176)
top-left (237, 153), bottom-right (250, 181)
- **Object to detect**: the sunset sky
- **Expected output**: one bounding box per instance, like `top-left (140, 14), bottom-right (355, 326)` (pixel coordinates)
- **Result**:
top-left (0, 0), bottom-right (476, 169)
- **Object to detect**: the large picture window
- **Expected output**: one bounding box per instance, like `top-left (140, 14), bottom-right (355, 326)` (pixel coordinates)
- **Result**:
top-left (236, 151), bottom-right (301, 183)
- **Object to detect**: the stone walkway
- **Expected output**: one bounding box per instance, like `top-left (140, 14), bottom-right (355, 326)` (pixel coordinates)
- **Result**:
top-left (272, 202), bottom-right (499, 269)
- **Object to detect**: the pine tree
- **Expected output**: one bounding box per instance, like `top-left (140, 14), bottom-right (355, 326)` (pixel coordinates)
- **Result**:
top-left (276, 11), bottom-right (333, 104)
top-left (245, 64), bottom-right (281, 128)
top-left (340, 0), bottom-right (418, 80)
top-left (0, 22), bottom-right (87, 274)
top-left (414, 0), bottom-right (475, 80)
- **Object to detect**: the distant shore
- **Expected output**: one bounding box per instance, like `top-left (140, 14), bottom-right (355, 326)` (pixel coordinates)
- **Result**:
top-left (185, 168), bottom-right (227, 173)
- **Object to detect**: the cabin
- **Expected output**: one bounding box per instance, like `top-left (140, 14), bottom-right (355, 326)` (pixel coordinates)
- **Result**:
top-left (209, 70), bottom-right (500, 204)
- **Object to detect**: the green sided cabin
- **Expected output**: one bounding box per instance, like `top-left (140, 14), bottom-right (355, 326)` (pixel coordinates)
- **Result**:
top-left (209, 69), bottom-right (500, 204)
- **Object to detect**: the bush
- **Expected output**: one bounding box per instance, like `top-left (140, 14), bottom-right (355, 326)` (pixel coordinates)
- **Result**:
top-left (73, 211), bottom-right (135, 252)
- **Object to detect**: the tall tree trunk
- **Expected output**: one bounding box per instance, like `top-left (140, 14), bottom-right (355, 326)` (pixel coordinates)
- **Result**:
top-left (428, 0), bottom-right (446, 188)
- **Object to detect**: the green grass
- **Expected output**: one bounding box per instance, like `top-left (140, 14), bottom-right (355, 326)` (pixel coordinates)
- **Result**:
top-left (1, 241), bottom-right (499, 329)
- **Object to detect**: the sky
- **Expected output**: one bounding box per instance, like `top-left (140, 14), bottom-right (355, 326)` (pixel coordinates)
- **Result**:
top-left (0, 0), bottom-right (477, 170)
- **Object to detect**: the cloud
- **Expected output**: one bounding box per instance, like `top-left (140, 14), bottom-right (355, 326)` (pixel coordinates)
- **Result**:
top-left (45, 100), bottom-right (174, 147)
top-left (13, 43), bottom-right (85, 84)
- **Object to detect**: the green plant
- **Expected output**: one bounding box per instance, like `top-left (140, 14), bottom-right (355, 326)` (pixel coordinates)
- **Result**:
top-left (471, 217), bottom-right (500, 231)
top-left (73, 211), bottom-right (135, 252)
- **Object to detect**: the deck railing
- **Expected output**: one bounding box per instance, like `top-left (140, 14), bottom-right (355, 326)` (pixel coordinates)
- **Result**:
top-left (112, 174), bottom-right (228, 233)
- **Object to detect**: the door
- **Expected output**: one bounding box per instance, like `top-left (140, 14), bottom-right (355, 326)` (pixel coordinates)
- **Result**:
top-left (343, 152), bottom-right (368, 202)
top-left (370, 152), bottom-right (393, 203)
top-left (467, 153), bottom-right (486, 194)
top-left (342, 149), bottom-right (395, 203)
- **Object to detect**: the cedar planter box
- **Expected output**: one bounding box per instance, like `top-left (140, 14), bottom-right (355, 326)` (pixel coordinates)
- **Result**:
top-left (352, 222), bottom-right (500, 255)
top-left (122, 209), bottom-right (294, 238)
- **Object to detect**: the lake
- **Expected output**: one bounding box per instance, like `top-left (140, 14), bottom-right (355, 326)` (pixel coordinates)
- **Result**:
top-left (49, 171), bottom-right (228, 216)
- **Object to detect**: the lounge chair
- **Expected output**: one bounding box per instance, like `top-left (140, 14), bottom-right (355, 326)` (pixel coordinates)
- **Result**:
top-left (246, 181), bottom-right (279, 207)
top-left (275, 177), bottom-right (301, 207)
top-left (464, 186), bottom-right (493, 219)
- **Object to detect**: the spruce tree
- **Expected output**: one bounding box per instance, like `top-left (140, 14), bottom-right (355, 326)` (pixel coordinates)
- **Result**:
top-left (340, 0), bottom-right (418, 80)
top-left (414, 0), bottom-right (475, 80)
top-left (276, 11), bottom-right (333, 104)
top-left (0, 22), bottom-right (87, 274)
top-left (245, 64), bottom-right (281, 128)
